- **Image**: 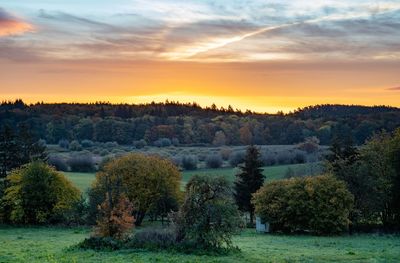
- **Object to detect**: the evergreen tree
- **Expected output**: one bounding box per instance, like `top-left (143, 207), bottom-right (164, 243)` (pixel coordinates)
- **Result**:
top-left (17, 124), bottom-right (47, 164)
top-left (326, 134), bottom-right (358, 174)
top-left (234, 145), bottom-right (264, 224)
top-left (0, 126), bottom-right (19, 178)
top-left (0, 125), bottom-right (46, 178)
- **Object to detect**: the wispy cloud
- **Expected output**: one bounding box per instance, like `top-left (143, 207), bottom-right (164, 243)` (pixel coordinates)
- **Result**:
top-left (0, 8), bottom-right (34, 36)
top-left (163, 3), bottom-right (400, 61)
top-left (387, 86), bottom-right (400, 91)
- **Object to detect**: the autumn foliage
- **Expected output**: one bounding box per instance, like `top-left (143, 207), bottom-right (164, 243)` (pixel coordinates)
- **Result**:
top-left (89, 153), bottom-right (181, 225)
top-left (2, 161), bottom-right (80, 224)
top-left (253, 175), bottom-right (354, 235)
top-left (94, 194), bottom-right (135, 240)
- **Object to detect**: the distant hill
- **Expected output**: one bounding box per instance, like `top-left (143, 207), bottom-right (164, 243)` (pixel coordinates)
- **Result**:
top-left (292, 104), bottom-right (400, 119)
top-left (1, 100), bottom-right (399, 146)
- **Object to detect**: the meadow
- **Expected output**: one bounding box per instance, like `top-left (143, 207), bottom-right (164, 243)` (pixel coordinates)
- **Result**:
top-left (63, 162), bottom-right (320, 192)
top-left (3, 142), bottom-right (399, 263)
top-left (1, 226), bottom-right (399, 263)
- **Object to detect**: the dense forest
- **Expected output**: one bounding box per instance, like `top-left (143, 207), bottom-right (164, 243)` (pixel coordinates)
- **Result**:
top-left (1, 100), bottom-right (399, 146)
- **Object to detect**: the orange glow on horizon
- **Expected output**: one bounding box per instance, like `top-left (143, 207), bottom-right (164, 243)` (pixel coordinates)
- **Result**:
top-left (1, 60), bottom-right (399, 114)
top-left (3, 91), bottom-right (400, 114)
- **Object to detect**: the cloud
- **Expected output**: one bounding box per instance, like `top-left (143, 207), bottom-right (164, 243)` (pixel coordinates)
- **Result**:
top-left (1, 1), bottom-right (400, 63)
top-left (387, 86), bottom-right (400, 91)
top-left (0, 8), bottom-right (34, 37)
top-left (163, 4), bottom-right (400, 61)
top-left (0, 39), bottom-right (42, 61)
top-left (38, 10), bottom-right (116, 31)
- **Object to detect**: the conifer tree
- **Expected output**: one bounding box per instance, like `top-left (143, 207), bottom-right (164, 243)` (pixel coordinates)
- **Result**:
top-left (234, 145), bottom-right (264, 224)
top-left (0, 126), bottom-right (19, 178)
top-left (0, 125), bottom-right (46, 178)
top-left (17, 123), bottom-right (47, 164)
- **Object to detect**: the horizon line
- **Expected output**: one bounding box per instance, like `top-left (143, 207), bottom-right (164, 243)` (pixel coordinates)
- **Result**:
top-left (1, 98), bottom-right (399, 115)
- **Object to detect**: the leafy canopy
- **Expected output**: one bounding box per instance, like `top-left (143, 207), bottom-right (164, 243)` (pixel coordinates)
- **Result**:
top-left (2, 161), bottom-right (80, 224)
top-left (253, 174), bottom-right (354, 235)
top-left (172, 175), bottom-right (242, 249)
top-left (90, 153), bottom-right (181, 226)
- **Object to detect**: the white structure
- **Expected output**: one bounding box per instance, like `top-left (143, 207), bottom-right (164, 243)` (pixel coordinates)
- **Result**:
top-left (256, 216), bottom-right (270, 233)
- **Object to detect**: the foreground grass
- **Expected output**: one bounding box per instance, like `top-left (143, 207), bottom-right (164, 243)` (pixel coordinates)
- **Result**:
top-left (64, 163), bottom-right (319, 192)
top-left (0, 226), bottom-right (399, 263)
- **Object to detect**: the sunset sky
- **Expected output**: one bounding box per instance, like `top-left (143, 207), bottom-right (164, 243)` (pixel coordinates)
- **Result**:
top-left (1, 1), bottom-right (399, 113)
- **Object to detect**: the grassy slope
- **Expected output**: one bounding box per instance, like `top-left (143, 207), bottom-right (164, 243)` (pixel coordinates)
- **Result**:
top-left (182, 163), bottom-right (314, 184)
top-left (64, 163), bottom-right (316, 192)
top-left (0, 226), bottom-right (399, 263)
top-left (63, 172), bottom-right (96, 192)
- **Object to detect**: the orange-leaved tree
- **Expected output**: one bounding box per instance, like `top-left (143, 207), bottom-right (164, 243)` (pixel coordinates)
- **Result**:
top-left (94, 194), bottom-right (135, 240)
top-left (89, 153), bottom-right (181, 226)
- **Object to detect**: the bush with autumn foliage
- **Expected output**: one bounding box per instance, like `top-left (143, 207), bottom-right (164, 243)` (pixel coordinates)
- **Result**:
top-left (88, 153), bottom-right (181, 226)
top-left (94, 194), bottom-right (135, 240)
top-left (1, 161), bottom-right (80, 224)
top-left (253, 174), bottom-right (354, 235)
top-left (81, 174), bottom-right (241, 252)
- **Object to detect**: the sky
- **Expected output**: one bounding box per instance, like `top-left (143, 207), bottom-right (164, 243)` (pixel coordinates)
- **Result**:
top-left (0, 0), bottom-right (399, 113)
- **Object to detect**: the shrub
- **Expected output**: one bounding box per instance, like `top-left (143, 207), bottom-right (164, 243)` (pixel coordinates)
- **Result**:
top-left (253, 174), bottom-right (354, 235)
top-left (69, 140), bottom-right (82, 151)
top-left (79, 228), bottom-right (177, 251)
top-left (0, 180), bottom-right (4, 223)
top-left (79, 236), bottom-right (123, 251)
top-left (99, 149), bottom-right (109, 156)
top-left (297, 137), bottom-right (320, 154)
top-left (81, 139), bottom-right (94, 148)
top-left (91, 148), bottom-right (101, 154)
top-left (112, 149), bottom-right (125, 155)
top-left (133, 139), bottom-right (147, 149)
top-left (58, 139), bottom-right (69, 149)
top-left (104, 141), bottom-right (118, 148)
top-left (38, 139), bottom-right (47, 147)
top-left (94, 195), bottom-right (135, 240)
top-left (63, 195), bottom-right (89, 225)
top-left (293, 150), bottom-right (306, 164)
top-left (2, 162), bottom-right (80, 224)
top-left (181, 155), bottom-right (198, 170)
top-left (171, 175), bottom-right (242, 249)
top-left (170, 156), bottom-right (182, 167)
top-left (229, 151), bottom-right (245, 167)
top-left (261, 152), bottom-right (276, 166)
top-left (171, 138), bottom-right (179, 147)
top-left (48, 155), bottom-right (69, 172)
top-left (127, 228), bottom-right (177, 249)
top-left (220, 147), bottom-right (232, 161)
top-left (197, 153), bottom-right (206, 162)
top-left (67, 155), bottom-right (96, 172)
top-left (276, 151), bottom-right (292, 165)
top-left (154, 138), bottom-right (172, 147)
top-left (206, 154), bottom-right (223, 168)
top-left (90, 153), bottom-right (181, 226)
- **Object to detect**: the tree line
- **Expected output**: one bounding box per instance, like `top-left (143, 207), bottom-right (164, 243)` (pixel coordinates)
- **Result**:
top-left (1, 100), bottom-right (399, 146)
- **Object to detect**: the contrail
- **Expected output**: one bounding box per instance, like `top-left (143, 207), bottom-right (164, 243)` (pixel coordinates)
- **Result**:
top-left (164, 4), bottom-right (400, 60)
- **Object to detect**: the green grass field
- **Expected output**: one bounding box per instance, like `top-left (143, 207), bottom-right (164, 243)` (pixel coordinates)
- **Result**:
top-left (63, 163), bottom-right (319, 192)
top-left (0, 226), bottom-right (399, 263)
